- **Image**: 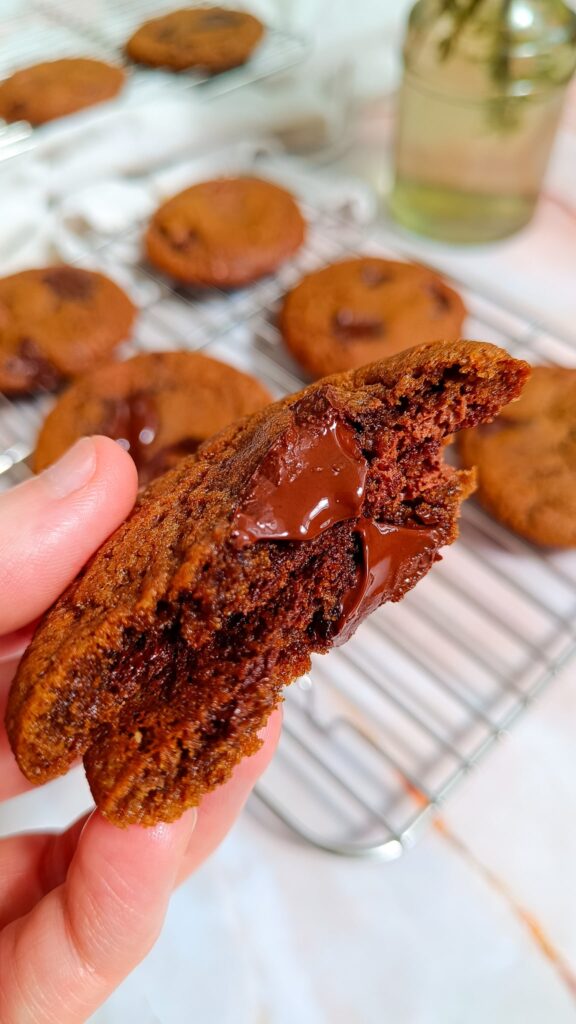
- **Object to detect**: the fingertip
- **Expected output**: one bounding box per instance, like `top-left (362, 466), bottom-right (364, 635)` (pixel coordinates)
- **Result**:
top-left (0, 808), bottom-right (198, 1022)
top-left (0, 435), bottom-right (138, 634)
top-left (79, 805), bottom-right (197, 866)
top-left (86, 435), bottom-right (139, 516)
top-left (59, 808), bottom-right (198, 978)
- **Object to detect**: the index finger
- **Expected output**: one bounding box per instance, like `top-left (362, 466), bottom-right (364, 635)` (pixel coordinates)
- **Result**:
top-left (0, 436), bottom-right (137, 636)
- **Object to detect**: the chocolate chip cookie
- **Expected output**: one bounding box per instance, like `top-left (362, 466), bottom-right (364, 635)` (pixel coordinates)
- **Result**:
top-left (0, 58), bottom-right (125, 126)
top-left (34, 351), bottom-right (272, 485)
top-left (0, 266), bottom-right (136, 395)
top-left (7, 340), bottom-right (528, 825)
top-left (145, 176), bottom-right (306, 288)
top-left (125, 6), bottom-right (264, 73)
top-left (459, 364), bottom-right (576, 547)
top-left (280, 257), bottom-right (467, 379)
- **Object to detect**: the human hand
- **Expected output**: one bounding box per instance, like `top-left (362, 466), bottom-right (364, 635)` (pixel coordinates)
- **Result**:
top-left (0, 437), bottom-right (280, 1023)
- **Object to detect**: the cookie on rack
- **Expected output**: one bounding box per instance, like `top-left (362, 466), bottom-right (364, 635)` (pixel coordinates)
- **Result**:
top-left (145, 176), bottom-right (306, 288)
top-left (279, 257), bottom-right (467, 379)
top-left (125, 6), bottom-right (264, 73)
top-left (34, 350), bottom-right (273, 485)
top-left (458, 364), bottom-right (576, 547)
top-left (0, 58), bottom-right (125, 126)
top-left (0, 266), bottom-right (136, 395)
top-left (7, 340), bottom-right (528, 826)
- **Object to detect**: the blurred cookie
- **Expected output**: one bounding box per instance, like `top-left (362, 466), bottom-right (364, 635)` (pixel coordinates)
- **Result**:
top-left (34, 350), bottom-right (272, 485)
top-left (0, 58), bottom-right (125, 126)
top-left (459, 365), bottom-right (576, 547)
top-left (125, 6), bottom-right (264, 72)
top-left (145, 176), bottom-right (306, 288)
top-left (279, 257), bottom-right (466, 379)
top-left (0, 267), bottom-right (135, 395)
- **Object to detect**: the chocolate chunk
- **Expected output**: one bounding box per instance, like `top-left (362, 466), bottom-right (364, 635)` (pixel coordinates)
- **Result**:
top-left (6, 337), bottom-right (64, 391)
top-left (427, 282), bottom-right (453, 316)
top-left (332, 308), bottom-right (385, 341)
top-left (139, 437), bottom-right (201, 486)
top-left (43, 267), bottom-right (95, 301)
top-left (360, 265), bottom-right (391, 288)
top-left (164, 225), bottom-right (200, 251)
top-left (100, 391), bottom-right (159, 471)
top-left (198, 10), bottom-right (240, 28)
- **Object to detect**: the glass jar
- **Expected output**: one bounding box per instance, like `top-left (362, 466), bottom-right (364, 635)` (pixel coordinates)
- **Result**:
top-left (389, 0), bottom-right (576, 242)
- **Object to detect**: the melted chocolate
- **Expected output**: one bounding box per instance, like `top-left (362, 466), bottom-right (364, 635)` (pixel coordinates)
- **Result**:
top-left (43, 267), bottom-right (94, 301)
top-left (232, 394), bottom-right (367, 545)
top-left (332, 308), bottom-right (385, 341)
top-left (100, 391), bottom-right (159, 473)
top-left (332, 517), bottom-right (440, 645)
top-left (231, 393), bottom-right (441, 642)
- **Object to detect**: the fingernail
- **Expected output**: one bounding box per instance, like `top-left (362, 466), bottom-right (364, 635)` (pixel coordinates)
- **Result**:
top-left (43, 438), bottom-right (97, 499)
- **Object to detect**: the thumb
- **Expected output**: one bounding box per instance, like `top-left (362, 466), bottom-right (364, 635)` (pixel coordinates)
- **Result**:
top-left (0, 436), bottom-right (138, 635)
top-left (0, 810), bottom-right (197, 1024)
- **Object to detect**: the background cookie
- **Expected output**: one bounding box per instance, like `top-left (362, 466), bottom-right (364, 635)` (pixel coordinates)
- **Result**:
top-left (0, 266), bottom-right (136, 395)
top-left (0, 58), bottom-right (125, 126)
top-left (145, 176), bottom-right (306, 287)
top-left (125, 6), bottom-right (264, 73)
top-left (458, 364), bottom-right (576, 547)
top-left (280, 257), bottom-right (467, 379)
top-left (34, 350), bottom-right (272, 485)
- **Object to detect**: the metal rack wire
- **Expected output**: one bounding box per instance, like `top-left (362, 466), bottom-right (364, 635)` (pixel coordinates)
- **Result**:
top-left (1, 187), bottom-right (575, 859)
top-left (0, 1), bottom-right (308, 160)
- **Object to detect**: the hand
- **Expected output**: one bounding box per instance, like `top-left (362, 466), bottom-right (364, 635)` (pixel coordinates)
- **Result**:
top-left (0, 438), bottom-right (280, 1023)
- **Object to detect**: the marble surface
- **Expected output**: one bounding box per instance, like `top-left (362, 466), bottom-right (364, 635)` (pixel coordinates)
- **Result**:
top-left (1, 7), bottom-right (576, 1019)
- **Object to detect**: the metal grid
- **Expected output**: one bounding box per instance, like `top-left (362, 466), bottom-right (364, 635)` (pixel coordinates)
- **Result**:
top-left (1, 190), bottom-right (576, 859)
top-left (0, 1), bottom-right (307, 159)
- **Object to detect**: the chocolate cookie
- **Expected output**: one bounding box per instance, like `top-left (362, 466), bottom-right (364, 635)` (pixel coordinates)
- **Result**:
top-left (0, 266), bottom-right (136, 395)
top-left (145, 176), bottom-right (306, 288)
top-left (0, 58), bottom-right (125, 126)
top-left (125, 6), bottom-right (264, 73)
top-left (7, 341), bottom-right (528, 826)
top-left (34, 351), bottom-right (272, 485)
top-left (280, 258), bottom-right (467, 379)
top-left (458, 365), bottom-right (576, 547)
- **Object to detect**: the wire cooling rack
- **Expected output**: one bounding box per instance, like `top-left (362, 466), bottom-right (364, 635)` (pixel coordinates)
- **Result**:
top-left (0, 1), bottom-right (307, 159)
top-left (1, 184), bottom-right (576, 859)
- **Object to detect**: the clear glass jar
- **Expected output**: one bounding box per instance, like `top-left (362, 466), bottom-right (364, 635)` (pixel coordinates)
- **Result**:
top-left (389, 0), bottom-right (576, 242)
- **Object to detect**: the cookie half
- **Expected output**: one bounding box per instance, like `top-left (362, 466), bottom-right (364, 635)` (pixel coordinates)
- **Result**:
top-left (34, 351), bottom-right (272, 485)
top-left (145, 176), bottom-right (306, 287)
top-left (7, 341), bottom-right (528, 825)
top-left (125, 6), bottom-right (264, 73)
top-left (0, 58), bottom-right (125, 126)
top-left (280, 257), bottom-right (466, 379)
top-left (459, 364), bottom-right (576, 547)
top-left (0, 267), bottom-right (136, 395)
